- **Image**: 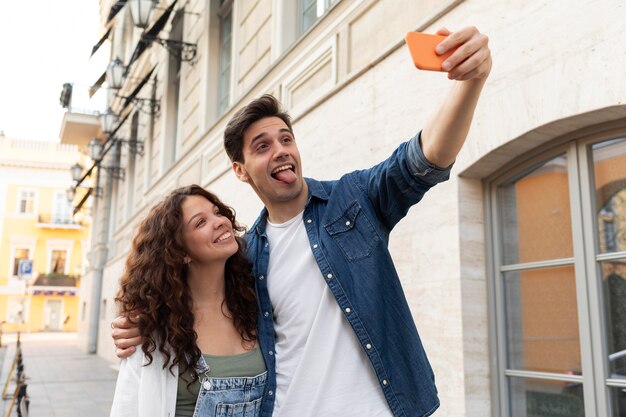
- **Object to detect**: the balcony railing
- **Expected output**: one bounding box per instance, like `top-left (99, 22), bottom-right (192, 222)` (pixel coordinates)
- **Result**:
top-left (37, 214), bottom-right (82, 228)
top-left (33, 273), bottom-right (79, 288)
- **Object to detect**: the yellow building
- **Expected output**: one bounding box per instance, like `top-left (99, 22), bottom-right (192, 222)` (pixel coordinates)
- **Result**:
top-left (0, 133), bottom-right (91, 333)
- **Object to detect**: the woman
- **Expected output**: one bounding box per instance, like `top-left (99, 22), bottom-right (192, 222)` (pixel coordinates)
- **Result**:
top-left (110, 185), bottom-right (266, 417)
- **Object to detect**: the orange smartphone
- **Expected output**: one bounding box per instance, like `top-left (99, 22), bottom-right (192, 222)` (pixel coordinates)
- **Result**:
top-left (405, 32), bottom-right (454, 72)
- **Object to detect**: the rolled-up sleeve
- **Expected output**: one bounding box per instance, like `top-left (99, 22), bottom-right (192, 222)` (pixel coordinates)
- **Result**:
top-left (406, 131), bottom-right (453, 185)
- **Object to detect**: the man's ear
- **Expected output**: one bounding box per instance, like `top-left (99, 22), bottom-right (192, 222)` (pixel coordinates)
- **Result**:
top-left (232, 162), bottom-right (249, 182)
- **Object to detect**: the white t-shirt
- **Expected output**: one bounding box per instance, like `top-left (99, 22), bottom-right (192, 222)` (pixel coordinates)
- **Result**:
top-left (265, 212), bottom-right (392, 417)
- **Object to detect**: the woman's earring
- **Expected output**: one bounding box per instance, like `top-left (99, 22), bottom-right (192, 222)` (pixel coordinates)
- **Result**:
top-left (184, 256), bottom-right (191, 264)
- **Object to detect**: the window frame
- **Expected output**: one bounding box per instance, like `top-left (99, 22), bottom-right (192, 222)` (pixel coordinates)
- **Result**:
top-left (52, 190), bottom-right (73, 224)
top-left (486, 126), bottom-right (626, 417)
top-left (46, 240), bottom-right (73, 277)
top-left (16, 188), bottom-right (38, 216)
top-left (9, 238), bottom-right (36, 279)
top-left (217, 0), bottom-right (233, 115)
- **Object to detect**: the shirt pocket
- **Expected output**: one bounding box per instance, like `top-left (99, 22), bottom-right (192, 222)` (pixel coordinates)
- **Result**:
top-left (324, 200), bottom-right (379, 262)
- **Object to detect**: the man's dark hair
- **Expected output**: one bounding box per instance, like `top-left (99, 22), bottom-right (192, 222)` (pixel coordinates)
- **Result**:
top-left (224, 94), bottom-right (293, 163)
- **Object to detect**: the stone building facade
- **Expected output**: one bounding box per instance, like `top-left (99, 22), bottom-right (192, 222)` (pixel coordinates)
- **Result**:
top-left (70, 0), bottom-right (626, 415)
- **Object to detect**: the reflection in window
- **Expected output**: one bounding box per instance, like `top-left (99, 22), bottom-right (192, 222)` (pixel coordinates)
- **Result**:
top-left (498, 155), bottom-right (573, 265)
top-left (509, 377), bottom-right (584, 417)
top-left (504, 267), bottom-right (581, 375)
top-left (601, 261), bottom-right (626, 377)
top-left (593, 138), bottom-right (626, 255)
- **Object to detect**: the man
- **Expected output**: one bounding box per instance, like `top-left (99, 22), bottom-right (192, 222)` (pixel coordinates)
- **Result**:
top-left (112, 26), bottom-right (491, 417)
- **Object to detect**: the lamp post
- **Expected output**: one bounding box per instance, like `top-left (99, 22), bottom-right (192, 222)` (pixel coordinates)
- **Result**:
top-left (99, 109), bottom-right (118, 136)
top-left (106, 57), bottom-right (126, 89)
top-left (70, 163), bottom-right (84, 181)
top-left (129, 0), bottom-right (157, 29)
top-left (88, 138), bottom-right (104, 161)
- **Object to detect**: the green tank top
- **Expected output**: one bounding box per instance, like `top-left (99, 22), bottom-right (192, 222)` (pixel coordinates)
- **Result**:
top-left (175, 347), bottom-right (266, 417)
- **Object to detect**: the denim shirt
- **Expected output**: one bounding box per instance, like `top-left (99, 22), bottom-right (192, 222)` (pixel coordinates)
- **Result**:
top-left (246, 132), bottom-right (452, 417)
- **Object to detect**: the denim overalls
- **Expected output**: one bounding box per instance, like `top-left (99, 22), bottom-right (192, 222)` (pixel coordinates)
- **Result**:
top-left (190, 354), bottom-right (267, 417)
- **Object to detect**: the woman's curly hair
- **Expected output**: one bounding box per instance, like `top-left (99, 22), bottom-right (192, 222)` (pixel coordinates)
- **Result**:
top-left (115, 185), bottom-right (258, 382)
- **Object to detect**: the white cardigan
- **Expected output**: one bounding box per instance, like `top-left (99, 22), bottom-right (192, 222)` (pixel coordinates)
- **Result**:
top-left (110, 348), bottom-right (179, 417)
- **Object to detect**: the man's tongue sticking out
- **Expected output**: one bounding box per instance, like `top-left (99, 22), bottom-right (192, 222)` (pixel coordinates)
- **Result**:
top-left (273, 168), bottom-right (297, 184)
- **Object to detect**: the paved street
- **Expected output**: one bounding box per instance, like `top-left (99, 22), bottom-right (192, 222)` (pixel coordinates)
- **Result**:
top-left (0, 332), bottom-right (118, 417)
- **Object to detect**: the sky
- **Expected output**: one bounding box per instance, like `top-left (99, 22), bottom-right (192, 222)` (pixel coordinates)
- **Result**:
top-left (0, 1), bottom-right (106, 141)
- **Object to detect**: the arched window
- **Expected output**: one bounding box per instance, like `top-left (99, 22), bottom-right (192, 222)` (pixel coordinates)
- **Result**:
top-left (489, 133), bottom-right (626, 416)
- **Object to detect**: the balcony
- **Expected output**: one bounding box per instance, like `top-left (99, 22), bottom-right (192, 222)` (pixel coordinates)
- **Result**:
top-left (31, 273), bottom-right (80, 296)
top-left (36, 214), bottom-right (82, 230)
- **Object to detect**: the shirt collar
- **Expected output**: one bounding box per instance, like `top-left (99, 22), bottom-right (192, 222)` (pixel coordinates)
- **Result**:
top-left (251, 177), bottom-right (329, 236)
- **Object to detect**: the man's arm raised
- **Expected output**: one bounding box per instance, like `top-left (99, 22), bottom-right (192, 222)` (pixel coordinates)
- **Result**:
top-left (111, 315), bottom-right (143, 358)
top-left (421, 26), bottom-right (492, 168)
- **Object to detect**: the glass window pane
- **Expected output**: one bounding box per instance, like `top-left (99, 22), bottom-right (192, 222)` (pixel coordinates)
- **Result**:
top-left (504, 266), bottom-right (581, 374)
top-left (608, 386), bottom-right (626, 417)
top-left (592, 138), bottom-right (626, 255)
top-left (218, 10), bottom-right (232, 114)
top-left (509, 377), bottom-right (585, 417)
top-left (51, 250), bottom-right (67, 275)
top-left (600, 259), bottom-right (626, 379)
top-left (301, 0), bottom-right (317, 33)
top-left (498, 155), bottom-right (573, 265)
top-left (12, 249), bottom-right (29, 276)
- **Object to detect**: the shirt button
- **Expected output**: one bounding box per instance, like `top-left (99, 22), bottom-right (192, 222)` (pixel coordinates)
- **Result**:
top-left (268, 390), bottom-right (273, 396)
top-left (345, 221), bottom-right (351, 226)
top-left (345, 307), bottom-right (351, 313)
top-left (269, 350), bottom-right (274, 355)
top-left (382, 379), bottom-right (388, 386)
top-left (306, 219), bottom-right (312, 224)
top-left (258, 275), bottom-right (264, 280)
top-left (366, 343), bottom-right (372, 350)
top-left (313, 244), bottom-right (318, 249)
top-left (264, 311), bottom-right (270, 317)
top-left (264, 242), bottom-right (269, 248)
top-left (327, 273), bottom-right (333, 279)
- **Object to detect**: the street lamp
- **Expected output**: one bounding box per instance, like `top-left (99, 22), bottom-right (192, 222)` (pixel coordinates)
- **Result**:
top-left (70, 163), bottom-right (84, 181)
top-left (99, 109), bottom-right (117, 136)
top-left (88, 138), bottom-right (104, 161)
top-left (107, 57), bottom-right (126, 89)
top-left (129, 0), bottom-right (157, 29)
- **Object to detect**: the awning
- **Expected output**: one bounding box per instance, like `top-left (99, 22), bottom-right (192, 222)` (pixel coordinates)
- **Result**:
top-left (90, 28), bottom-right (112, 57)
top-left (106, 0), bottom-right (128, 24)
top-left (122, 66), bottom-right (156, 112)
top-left (126, 0), bottom-right (178, 72)
top-left (88, 70), bottom-right (107, 98)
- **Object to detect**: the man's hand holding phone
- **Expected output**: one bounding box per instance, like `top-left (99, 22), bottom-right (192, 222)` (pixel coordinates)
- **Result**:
top-left (406, 26), bottom-right (491, 81)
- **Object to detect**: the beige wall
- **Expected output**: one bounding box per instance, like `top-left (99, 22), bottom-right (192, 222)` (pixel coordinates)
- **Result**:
top-left (95, 1), bottom-right (626, 415)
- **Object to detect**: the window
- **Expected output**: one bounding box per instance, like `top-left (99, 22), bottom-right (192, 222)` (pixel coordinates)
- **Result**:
top-left (126, 112), bottom-right (139, 219)
top-left (17, 190), bottom-right (36, 214)
top-left (50, 250), bottom-right (67, 275)
top-left (490, 135), bottom-right (626, 416)
top-left (12, 249), bottom-right (30, 277)
top-left (6, 297), bottom-right (25, 323)
top-left (163, 9), bottom-right (184, 169)
top-left (52, 190), bottom-right (72, 223)
top-left (300, 0), bottom-right (335, 34)
top-left (217, 0), bottom-right (233, 114)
